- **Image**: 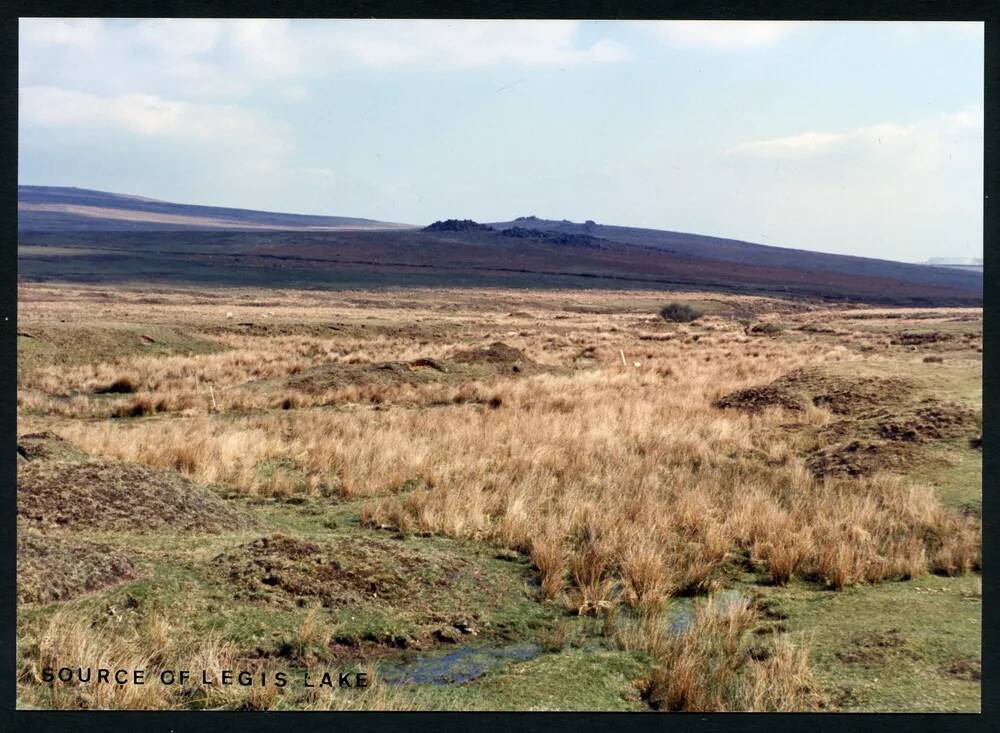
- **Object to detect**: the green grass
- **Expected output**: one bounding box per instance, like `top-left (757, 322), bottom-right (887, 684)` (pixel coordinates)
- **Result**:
top-left (755, 574), bottom-right (981, 712)
top-left (910, 440), bottom-right (982, 509)
top-left (17, 323), bottom-right (223, 379)
top-left (387, 647), bottom-right (651, 711)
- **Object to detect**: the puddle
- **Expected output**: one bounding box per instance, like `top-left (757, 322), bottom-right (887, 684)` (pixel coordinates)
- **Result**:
top-left (669, 589), bottom-right (750, 633)
top-left (382, 641), bottom-right (541, 686)
top-left (382, 591), bottom-right (750, 686)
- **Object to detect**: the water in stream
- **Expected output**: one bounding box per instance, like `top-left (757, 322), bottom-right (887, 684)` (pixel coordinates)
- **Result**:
top-left (382, 641), bottom-right (542, 686)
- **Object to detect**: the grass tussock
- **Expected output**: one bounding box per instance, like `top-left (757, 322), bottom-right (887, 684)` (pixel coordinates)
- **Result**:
top-left (659, 302), bottom-right (703, 323)
top-left (623, 596), bottom-right (822, 712)
top-left (55, 352), bottom-right (980, 607)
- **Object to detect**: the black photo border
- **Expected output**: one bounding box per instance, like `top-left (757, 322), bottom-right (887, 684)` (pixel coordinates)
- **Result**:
top-left (1, 3), bottom-right (995, 732)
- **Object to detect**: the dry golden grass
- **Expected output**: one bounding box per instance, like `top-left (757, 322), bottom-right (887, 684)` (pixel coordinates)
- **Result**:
top-left (619, 595), bottom-right (821, 712)
top-left (17, 284), bottom-right (982, 711)
top-left (50, 332), bottom-right (979, 606)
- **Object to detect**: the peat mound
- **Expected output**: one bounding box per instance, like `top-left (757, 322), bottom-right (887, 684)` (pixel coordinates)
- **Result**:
top-left (869, 399), bottom-right (979, 442)
top-left (714, 369), bottom-right (913, 415)
top-left (806, 439), bottom-right (915, 479)
top-left (216, 533), bottom-right (470, 610)
top-left (714, 384), bottom-right (804, 412)
top-left (254, 342), bottom-right (544, 396)
top-left (808, 399), bottom-right (979, 478)
top-left (17, 432), bottom-right (90, 463)
top-left (450, 341), bottom-right (531, 366)
top-left (890, 331), bottom-right (953, 346)
top-left (276, 360), bottom-right (446, 395)
top-left (18, 524), bottom-right (136, 604)
top-left (18, 449), bottom-right (247, 532)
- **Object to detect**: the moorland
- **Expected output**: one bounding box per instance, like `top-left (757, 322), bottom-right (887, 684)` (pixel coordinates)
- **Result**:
top-left (15, 282), bottom-right (982, 711)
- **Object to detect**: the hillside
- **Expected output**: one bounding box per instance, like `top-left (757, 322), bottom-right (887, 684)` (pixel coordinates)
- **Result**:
top-left (17, 186), bottom-right (413, 232)
top-left (17, 187), bottom-right (982, 305)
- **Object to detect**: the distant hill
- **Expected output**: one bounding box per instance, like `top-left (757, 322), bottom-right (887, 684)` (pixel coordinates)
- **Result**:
top-left (488, 216), bottom-right (983, 294)
top-left (17, 190), bottom-right (982, 305)
top-left (18, 186), bottom-right (413, 232)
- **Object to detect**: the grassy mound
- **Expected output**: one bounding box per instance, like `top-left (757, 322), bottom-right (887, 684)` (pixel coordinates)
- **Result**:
top-left (449, 341), bottom-right (531, 365)
top-left (18, 437), bottom-right (247, 533)
top-left (714, 368), bottom-right (914, 415)
top-left (17, 524), bottom-right (136, 604)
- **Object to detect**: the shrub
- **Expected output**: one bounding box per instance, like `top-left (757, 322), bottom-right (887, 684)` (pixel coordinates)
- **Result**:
top-left (748, 322), bottom-right (785, 336)
top-left (94, 377), bottom-right (138, 394)
top-left (111, 396), bottom-right (154, 418)
top-left (659, 302), bottom-right (703, 323)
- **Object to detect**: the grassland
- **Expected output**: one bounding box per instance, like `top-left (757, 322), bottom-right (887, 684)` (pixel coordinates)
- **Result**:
top-left (15, 283), bottom-right (981, 711)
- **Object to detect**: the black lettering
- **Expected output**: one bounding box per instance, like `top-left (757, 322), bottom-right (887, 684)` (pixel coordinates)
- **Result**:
top-left (161, 670), bottom-right (175, 685)
top-left (42, 668), bottom-right (54, 683)
top-left (275, 672), bottom-right (287, 688)
top-left (58, 668), bottom-right (73, 682)
top-left (356, 672), bottom-right (370, 688)
top-left (115, 670), bottom-right (128, 684)
top-left (98, 669), bottom-right (110, 683)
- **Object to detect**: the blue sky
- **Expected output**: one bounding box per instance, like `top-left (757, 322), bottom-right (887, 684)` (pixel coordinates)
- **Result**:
top-left (19, 19), bottom-right (983, 261)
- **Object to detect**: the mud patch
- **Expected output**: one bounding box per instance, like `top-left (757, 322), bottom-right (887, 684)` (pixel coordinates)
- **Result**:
top-left (943, 657), bottom-right (981, 681)
top-left (216, 533), bottom-right (471, 610)
top-left (17, 524), bottom-right (136, 604)
top-left (835, 629), bottom-right (912, 666)
top-left (18, 447), bottom-right (247, 532)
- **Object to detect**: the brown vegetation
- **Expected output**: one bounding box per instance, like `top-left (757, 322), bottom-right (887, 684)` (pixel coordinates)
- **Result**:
top-left (15, 284), bottom-right (982, 711)
top-left (17, 435), bottom-right (247, 532)
top-left (17, 524), bottom-right (137, 603)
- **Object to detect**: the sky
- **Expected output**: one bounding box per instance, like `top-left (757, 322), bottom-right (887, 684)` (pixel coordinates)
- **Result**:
top-left (18, 19), bottom-right (984, 262)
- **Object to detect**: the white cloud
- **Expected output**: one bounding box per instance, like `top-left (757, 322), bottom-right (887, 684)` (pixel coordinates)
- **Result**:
top-left (21, 85), bottom-right (263, 138)
top-left (301, 167), bottom-right (336, 180)
top-left (136, 18), bottom-right (223, 58)
top-left (19, 17), bottom-right (103, 48)
top-left (18, 19), bottom-right (631, 103)
top-left (19, 85), bottom-right (291, 173)
top-left (648, 21), bottom-right (802, 50)
top-left (230, 19), bottom-right (302, 77)
top-left (314, 20), bottom-right (631, 69)
top-left (725, 108), bottom-right (982, 172)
